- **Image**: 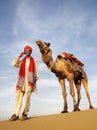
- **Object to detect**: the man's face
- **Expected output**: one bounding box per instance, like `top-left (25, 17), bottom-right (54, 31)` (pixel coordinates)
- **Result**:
top-left (25, 49), bottom-right (32, 57)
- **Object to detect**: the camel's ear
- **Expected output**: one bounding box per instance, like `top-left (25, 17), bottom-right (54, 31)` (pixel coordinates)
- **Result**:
top-left (47, 43), bottom-right (50, 47)
top-left (44, 42), bottom-right (50, 47)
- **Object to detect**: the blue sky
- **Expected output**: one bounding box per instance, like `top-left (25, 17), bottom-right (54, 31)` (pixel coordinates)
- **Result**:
top-left (0, 0), bottom-right (97, 120)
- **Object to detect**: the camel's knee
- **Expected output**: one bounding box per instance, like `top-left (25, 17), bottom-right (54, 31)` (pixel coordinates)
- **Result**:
top-left (62, 91), bottom-right (67, 98)
top-left (70, 91), bottom-right (75, 97)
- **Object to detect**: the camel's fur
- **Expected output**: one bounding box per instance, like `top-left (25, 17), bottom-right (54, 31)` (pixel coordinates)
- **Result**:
top-left (36, 40), bottom-right (93, 113)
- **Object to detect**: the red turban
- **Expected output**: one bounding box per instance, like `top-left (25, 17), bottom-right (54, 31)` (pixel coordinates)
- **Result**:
top-left (24, 45), bottom-right (32, 52)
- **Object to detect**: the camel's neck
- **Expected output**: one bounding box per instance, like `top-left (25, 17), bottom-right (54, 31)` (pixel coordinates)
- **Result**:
top-left (45, 57), bottom-right (54, 70)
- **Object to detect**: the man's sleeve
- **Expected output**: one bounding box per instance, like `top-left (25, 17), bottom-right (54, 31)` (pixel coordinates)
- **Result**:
top-left (12, 58), bottom-right (21, 68)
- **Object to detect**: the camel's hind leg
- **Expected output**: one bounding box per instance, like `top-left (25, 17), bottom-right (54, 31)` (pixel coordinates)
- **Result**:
top-left (81, 78), bottom-right (93, 109)
top-left (58, 78), bottom-right (68, 113)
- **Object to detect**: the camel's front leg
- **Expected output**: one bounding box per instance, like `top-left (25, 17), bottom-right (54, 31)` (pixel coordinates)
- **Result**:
top-left (68, 75), bottom-right (79, 111)
top-left (58, 78), bottom-right (68, 113)
top-left (74, 80), bottom-right (81, 110)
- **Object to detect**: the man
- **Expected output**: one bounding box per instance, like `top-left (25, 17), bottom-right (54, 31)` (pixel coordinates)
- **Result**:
top-left (9, 45), bottom-right (38, 121)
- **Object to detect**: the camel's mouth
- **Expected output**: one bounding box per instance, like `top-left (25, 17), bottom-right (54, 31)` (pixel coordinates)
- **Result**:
top-left (36, 39), bottom-right (42, 45)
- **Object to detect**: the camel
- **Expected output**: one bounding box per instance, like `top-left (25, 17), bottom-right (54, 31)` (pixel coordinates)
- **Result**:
top-left (36, 39), bottom-right (93, 113)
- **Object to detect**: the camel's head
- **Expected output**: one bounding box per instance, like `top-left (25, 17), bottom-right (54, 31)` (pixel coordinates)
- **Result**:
top-left (36, 39), bottom-right (51, 54)
top-left (36, 39), bottom-right (52, 64)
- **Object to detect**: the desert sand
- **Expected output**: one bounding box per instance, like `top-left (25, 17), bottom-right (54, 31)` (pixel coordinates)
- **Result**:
top-left (0, 109), bottom-right (97, 130)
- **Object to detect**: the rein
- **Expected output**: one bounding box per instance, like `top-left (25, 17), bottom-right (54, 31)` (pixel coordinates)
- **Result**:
top-left (42, 47), bottom-right (50, 54)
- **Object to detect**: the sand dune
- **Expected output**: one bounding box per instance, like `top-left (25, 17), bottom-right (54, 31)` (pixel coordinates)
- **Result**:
top-left (0, 109), bottom-right (97, 130)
